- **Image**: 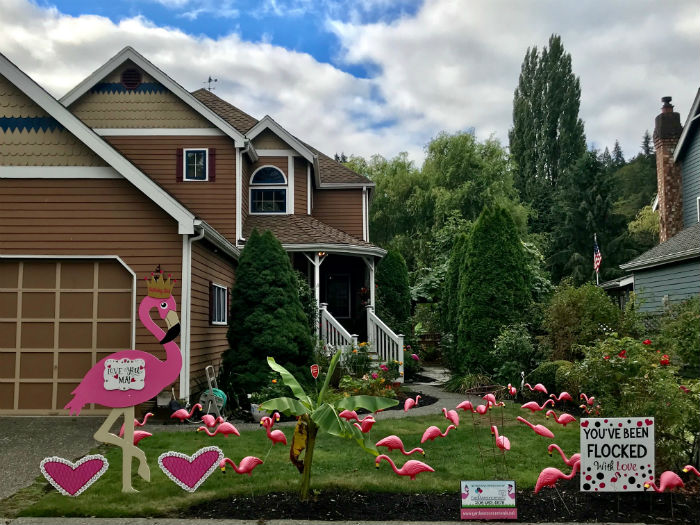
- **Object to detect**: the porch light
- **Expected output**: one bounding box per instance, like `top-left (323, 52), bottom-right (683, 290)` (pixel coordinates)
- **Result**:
top-left (318, 251), bottom-right (327, 257)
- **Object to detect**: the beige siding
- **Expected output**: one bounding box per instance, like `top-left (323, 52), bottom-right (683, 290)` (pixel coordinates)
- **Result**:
top-left (105, 136), bottom-right (237, 244)
top-left (0, 74), bottom-right (105, 166)
top-left (0, 178), bottom-right (183, 414)
top-left (252, 129), bottom-right (290, 150)
top-left (69, 62), bottom-right (212, 129)
top-left (312, 189), bottom-right (363, 238)
top-left (294, 157), bottom-right (308, 215)
top-left (189, 242), bottom-right (234, 386)
top-left (241, 156), bottom-right (251, 225)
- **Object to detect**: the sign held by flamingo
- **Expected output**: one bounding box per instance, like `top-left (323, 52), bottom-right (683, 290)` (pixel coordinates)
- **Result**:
top-left (460, 480), bottom-right (517, 520)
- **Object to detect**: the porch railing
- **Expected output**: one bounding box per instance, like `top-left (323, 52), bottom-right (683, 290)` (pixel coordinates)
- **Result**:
top-left (367, 306), bottom-right (404, 383)
top-left (319, 303), bottom-right (358, 352)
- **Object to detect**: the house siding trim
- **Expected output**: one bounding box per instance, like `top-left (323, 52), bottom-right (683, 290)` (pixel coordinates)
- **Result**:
top-left (94, 128), bottom-right (225, 136)
top-left (1, 167), bottom-right (121, 179)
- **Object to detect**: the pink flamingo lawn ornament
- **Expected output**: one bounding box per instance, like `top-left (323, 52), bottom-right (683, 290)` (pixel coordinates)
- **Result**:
top-left (260, 412), bottom-right (281, 428)
top-left (118, 412), bottom-right (154, 436)
top-left (420, 424), bottom-right (456, 443)
top-left (644, 471), bottom-right (685, 492)
top-left (534, 461), bottom-right (579, 493)
top-left (64, 271), bottom-right (182, 492)
top-left (219, 456), bottom-right (263, 476)
top-left (683, 465), bottom-right (700, 476)
top-left (549, 392), bottom-right (574, 403)
top-left (524, 383), bottom-right (548, 394)
top-left (547, 444), bottom-right (580, 466)
top-left (375, 455), bottom-right (434, 480)
top-left (579, 404), bottom-right (602, 416)
top-left (545, 410), bottom-right (577, 427)
top-left (197, 422), bottom-right (240, 437)
top-left (353, 416), bottom-right (376, 434)
top-left (521, 399), bottom-right (554, 413)
top-left (261, 416), bottom-right (287, 445)
top-left (507, 384), bottom-right (517, 396)
top-left (580, 393), bottom-right (595, 406)
top-left (171, 403), bottom-right (203, 423)
top-left (442, 407), bottom-right (460, 427)
top-left (118, 428), bottom-right (152, 446)
top-left (474, 404), bottom-right (489, 415)
top-left (456, 400), bottom-right (474, 412)
top-left (375, 435), bottom-right (425, 456)
top-left (404, 395), bottom-right (421, 412)
top-left (490, 425), bottom-right (511, 451)
top-left (201, 415), bottom-right (224, 428)
top-left (483, 393), bottom-right (497, 406)
top-left (516, 416), bottom-right (554, 439)
top-left (339, 410), bottom-right (374, 423)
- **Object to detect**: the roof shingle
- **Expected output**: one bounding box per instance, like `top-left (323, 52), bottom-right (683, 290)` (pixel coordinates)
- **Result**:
top-left (621, 222), bottom-right (700, 270)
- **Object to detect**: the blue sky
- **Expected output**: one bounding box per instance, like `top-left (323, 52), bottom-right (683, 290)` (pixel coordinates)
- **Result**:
top-left (3, 0), bottom-right (699, 163)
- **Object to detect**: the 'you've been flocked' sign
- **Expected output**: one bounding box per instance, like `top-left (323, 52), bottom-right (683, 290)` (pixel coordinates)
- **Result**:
top-left (103, 358), bottom-right (146, 391)
top-left (580, 417), bottom-right (654, 492)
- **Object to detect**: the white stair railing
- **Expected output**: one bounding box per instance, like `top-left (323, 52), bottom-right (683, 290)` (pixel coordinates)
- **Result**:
top-left (366, 306), bottom-right (404, 383)
top-left (319, 303), bottom-right (358, 353)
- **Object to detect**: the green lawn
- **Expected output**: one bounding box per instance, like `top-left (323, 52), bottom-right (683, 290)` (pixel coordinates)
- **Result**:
top-left (14, 403), bottom-right (580, 517)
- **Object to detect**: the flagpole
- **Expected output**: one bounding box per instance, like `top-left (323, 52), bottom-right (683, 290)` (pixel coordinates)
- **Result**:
top-left (594, 233), bottom-right (599, 286)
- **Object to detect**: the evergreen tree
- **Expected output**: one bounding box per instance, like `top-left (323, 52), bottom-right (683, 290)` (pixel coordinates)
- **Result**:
top-left (641, 130), bottom-right (654, 158)
top-left (509, 34), bottom-right (586, 233)
top-left (219, 230), bottom-right (313, 406)
top-left (375, 250), bottom-right (412, 337)
top-left (601, 147), bottom-right (613, 172)
top-left (442, 232), bottom-right (468, 335)
top-left (612, 140), bottom-right (625, 169)
top-left (455, 206), bottom-right (531, 373)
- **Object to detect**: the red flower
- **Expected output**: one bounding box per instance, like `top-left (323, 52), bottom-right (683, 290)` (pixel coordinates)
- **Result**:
top-left (617, 349), bottom-right (627, 359)
top-left (643, 339), bottom-right (652, 345)
top-left (603, 355), bottom-right (610, 360)
top-left (660, 355), bottom-right (670, 366)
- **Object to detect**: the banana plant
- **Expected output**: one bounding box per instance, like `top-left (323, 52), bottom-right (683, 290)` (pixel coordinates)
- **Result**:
top-left (259, 350), bottom-right (398, 500)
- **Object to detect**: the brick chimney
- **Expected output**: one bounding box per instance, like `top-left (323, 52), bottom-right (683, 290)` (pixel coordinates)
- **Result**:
top-left (653, 96), bottom-right (683, 242)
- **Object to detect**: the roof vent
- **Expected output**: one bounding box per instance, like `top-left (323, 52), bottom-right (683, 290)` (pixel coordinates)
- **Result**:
top-left (120, 68), bottom-right (142, 90)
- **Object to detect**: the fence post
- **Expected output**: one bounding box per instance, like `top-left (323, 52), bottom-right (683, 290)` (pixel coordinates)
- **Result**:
top-left (319, 303), bottom-right (328, 343)
top-left (365, 304), bottom-right (374, 347)
top-left (397, 333), bottom-right (405, 383)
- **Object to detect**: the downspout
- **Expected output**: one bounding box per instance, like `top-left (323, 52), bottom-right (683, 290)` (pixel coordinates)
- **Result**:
top-left (180, 223), bottom-right (205, 402)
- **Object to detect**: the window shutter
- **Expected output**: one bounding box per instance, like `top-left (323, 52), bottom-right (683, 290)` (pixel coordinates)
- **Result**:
top-left (176, 148), bottom-right (183, 182)
top-left (209, 148), bottom-right (216, 182)
top-left (209, 281), bottom-right (214, 324)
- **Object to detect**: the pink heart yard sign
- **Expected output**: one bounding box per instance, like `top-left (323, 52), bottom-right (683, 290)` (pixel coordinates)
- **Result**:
top-left (40, 455), bottom-right (109, 497)
top-left (158, 446), bottom-right (223, 492)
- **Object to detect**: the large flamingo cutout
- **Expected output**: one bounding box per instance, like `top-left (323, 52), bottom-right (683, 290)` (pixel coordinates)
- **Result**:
top-left (64, 271), bottom-right (182, 492)
top-left (421, 424), bottom-right (456, 443)
top-left (524, 383), bottom-right (548, 394)
top-left (490, 425), bottom-right (510, 451)
top-left (549, 392), bottom-right (573, 403)
top-left (197, 422), bottom-right (240, 437)
top-left (534, 461), bottom-right (579, 493)
top-left (171, 403), bottom-right (203, 423)
top-left (442, 407), bottom-right (460, 427)
top-left (547, 444), bottom-right (580, 466)
top-left (219, 456), bottom-right (263, 476)
top-left (683, 465), bottom-right (700, 476)
top-left (545, 410), bottom-right (576, 427)
top-left (644, 471), bottom-right (685, 492)
top-left (375, 455), bottom-right (434, 480)
top-left (404, 395), bottom-right (421, 412)
top-left (375, 435), bottom-right (424, 456)
top-left (521, 399), bottom-right (554, 413)
top-left (261, 416), bottom-right (287, 445)
top-left (516, 416), bottom-right (554, 439)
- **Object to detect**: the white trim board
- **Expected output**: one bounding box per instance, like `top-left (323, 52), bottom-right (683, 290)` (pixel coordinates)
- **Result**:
top-left (60, 47), bottom-right (245, 147)
top-left (256, 149), bottom-right (300, 157)
top-left (247, 116), bottom-right (317, 166)
top-left (94, 128), bottom-right (225, 136)
top-left (0, 167), bottom-right (122, 179)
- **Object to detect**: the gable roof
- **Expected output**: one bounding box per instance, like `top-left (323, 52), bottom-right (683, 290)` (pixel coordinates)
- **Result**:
top-left (620, 222), bottom-right (700, 271)
top-left (673, 87), bottom-right (700, 162)
top-left (0, 51), bottom-right (196, 234)
top-left (244, 215), bottom-right (385, 257)
top-left (60, 47), bottom-right (246, 147)
top-left (192, 88), bottom-right (258, 133)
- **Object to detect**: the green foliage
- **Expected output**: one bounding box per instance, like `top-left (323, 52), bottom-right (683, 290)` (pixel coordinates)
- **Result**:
top-left (509, 34), bottom-right (586, 233)
top-left (490, 324), bottom-right (542, 386)
top-left (219, 230), bottom-right (314, 405)
top-left (341, 344), bottom-right (373, 378)
top-left (376, 250), bottom-right (411, 336)
top-left (574, 335), bottom-right (699, 468)
top-left (543, 280), bottom-right (620, 360)
top-left (295, 270), bottom-right (318, 336)
top-left (526, 360), bottom-right (571, 396)
top-left (553, 360), bottom-right (579, 394)
top-left (402, 343), bottom-right (423, 380)
top-left (455, 206), bottom-right (532, 373)
top-left (442, 232), bottom-right (468, 335)
top-left (627, 204), bottom-right (659, 249)
top-left (338, 374), bottom-right (398, 399)
top-left (657, 297), bottom-right (700, 377)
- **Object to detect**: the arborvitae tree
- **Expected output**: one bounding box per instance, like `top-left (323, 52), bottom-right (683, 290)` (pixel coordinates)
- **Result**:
top-left (442, 232), bottom-right (468, 335)
top-left (509, 34), bottom-right (586, 233)
top-left (219, 230), bottom-right (313, 406)
top-left (375, 250), bottom-right (411, 336)
top-left (455, 206), bottom-right (531, 374)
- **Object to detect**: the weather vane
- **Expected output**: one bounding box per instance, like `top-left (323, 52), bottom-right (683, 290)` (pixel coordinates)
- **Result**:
top-left (204, 76), bottom-right (218, 91)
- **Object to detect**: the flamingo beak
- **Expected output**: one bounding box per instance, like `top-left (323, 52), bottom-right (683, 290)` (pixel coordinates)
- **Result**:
top-left (683, 468), bottom-right (689, 473)
top-left (375, 463), bottom-right (380, 469)
top-left (161, 310), bottom-right (180, 344)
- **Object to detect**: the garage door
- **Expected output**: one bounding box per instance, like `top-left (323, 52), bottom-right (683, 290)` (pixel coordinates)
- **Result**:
top-left (0, 259), bottom-right (134, 414)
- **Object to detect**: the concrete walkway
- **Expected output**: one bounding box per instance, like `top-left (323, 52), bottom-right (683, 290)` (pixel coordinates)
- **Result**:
top-left (6, 519), bottom-right (638, 525)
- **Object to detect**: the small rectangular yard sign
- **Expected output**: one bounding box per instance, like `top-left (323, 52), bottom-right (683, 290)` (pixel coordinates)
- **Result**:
top-left (460, 480), bottom-right (517, 520)
top-left (580, 417), bottom-right (654, 492)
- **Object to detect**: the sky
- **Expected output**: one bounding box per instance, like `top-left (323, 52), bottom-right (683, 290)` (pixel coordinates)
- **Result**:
top-left (1, 0), bottom-right (699, 165)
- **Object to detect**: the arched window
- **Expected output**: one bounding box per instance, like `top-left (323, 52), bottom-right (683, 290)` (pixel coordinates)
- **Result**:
top-left (250, 166), bottom-right (287, 213)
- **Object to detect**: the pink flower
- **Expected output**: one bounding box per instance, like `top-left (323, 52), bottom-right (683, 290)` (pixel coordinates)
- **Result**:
top-left (643, 339), bottom-right (652, 345)
top-left (379, 364), bottom-right (389, 372)
top-left (371, 373), bottom-right (378, 380)
top-left (411, 353), bottom-right (420, 361)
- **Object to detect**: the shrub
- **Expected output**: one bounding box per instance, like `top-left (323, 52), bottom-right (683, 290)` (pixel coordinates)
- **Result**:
top-left (338, 374), bottom-right (398, 399)
top-left (490, 323), bottom-right (542, 386)
top-left (575, 334), bottom-right (699, 469)
top-left (402, 343), bottom-right (422, 381)
top-left (295, 270), bottom-right (318, 337)
top-left (376, 250), bottom-right (412, 336)
top-left (526, 360), bottom-right (571, 396)
top-left (444, 372), bottom-right (493, 394)
top-left (543, 280), bottom-right (620, 360)
top-left (657, 297), bottom-right (700, 377)
top-left (554, 360), bottom-right (579, 394)
top-left (342, 343), bottom-right (373, 377)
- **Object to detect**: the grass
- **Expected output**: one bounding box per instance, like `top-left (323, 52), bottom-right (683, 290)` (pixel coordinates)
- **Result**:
top-left (8, 402), bottom-right (580, 517)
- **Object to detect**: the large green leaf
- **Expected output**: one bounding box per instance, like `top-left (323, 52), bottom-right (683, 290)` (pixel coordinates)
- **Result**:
top-left (266, 357), bottom-right (313, 408)
top-left (348, 424), bottom-right (380, 456)
top-left (311, 402), bottom-right (347, 437)
top-left (259, 397), bottom-right (309, 417)
top-left (335, 395), bottom-right (399, 412)
top-left (317, 350), bottom-right (342, 405)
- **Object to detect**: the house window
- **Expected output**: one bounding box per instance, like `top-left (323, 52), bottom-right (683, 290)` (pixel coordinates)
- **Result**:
top-left (250, 166), bottom-right (287, 213)
top-left (184, 149), bottom-right (208, 181)
top-left (210, 283), bottom-right (228, 325)
top-left (326, 273), bottom-right (351, 318)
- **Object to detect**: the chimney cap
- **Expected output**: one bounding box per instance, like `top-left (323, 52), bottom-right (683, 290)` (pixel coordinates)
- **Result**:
top-left (661, 96), bottom-right (672, 104)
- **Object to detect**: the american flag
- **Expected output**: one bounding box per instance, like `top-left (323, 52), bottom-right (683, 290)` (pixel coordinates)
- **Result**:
top-left (593, 235), bottom-right (602, 273)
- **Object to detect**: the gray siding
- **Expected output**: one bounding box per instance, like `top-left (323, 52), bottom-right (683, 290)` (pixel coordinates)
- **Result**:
top-left (634, 260), bottom-right (700, 313)
top-left (681, 125), bottom-right (700, 228)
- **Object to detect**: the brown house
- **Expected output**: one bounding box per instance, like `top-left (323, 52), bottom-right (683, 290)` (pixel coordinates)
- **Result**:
top-left (0, 47), bottom-right (400, 416)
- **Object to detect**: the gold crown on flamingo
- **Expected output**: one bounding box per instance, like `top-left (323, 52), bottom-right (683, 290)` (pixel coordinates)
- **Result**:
top-left (145, 266), bottom-right (176, 298)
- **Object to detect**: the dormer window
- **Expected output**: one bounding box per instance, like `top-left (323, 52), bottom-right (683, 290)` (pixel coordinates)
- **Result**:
top-left (250, 166), bottom-right (287, 213)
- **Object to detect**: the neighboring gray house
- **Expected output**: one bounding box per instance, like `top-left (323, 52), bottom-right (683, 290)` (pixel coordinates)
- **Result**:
top-left (619, 93), bottom-right (700, 313)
